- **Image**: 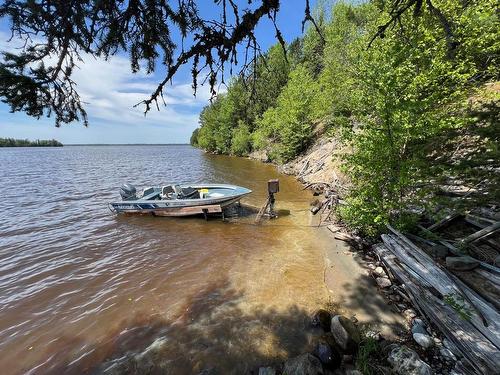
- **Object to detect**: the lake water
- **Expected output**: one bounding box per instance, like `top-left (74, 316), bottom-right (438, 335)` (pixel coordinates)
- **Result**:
top-left (0, 145), bottom-right (334, 374)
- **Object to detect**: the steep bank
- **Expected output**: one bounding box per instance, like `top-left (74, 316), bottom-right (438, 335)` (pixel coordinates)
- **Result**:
top-left (278, 137), bottom-right (347, 191)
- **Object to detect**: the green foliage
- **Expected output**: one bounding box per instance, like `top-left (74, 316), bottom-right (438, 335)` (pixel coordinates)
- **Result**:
top-left (189, 128), bottom-right (199, 147)
top-left (231, 121), bottom-right (252, 156)
top-left (356, 335), bottom-right (384, 375)
top-left (0, 0), bottom-right (286, 126)
top-left (254, 65), bottom-right (319, 162)
top-left (194, 0), bottom-right (499, 235)
top-left (0, 138), bottom-right (63, 147)
top-left (193, 42), bottom-right (292, 156)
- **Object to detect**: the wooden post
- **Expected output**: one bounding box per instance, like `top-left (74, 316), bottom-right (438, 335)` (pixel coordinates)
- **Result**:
top-left (267, 179), bottom-right (279, 218)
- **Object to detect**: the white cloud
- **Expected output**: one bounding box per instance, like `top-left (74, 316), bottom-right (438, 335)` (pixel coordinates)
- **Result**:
top-left (0, 30), bottom-right (215, 138)
top-left (71, 54), bottom-right (210, 127)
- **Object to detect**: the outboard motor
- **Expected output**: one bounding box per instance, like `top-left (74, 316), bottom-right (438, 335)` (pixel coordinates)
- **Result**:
top-left (120, 183), bottom-right (137, 201)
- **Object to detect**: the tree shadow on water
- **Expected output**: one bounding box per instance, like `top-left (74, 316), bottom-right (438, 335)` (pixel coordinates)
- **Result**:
top-left (40, 279), bottom-right (317, 375)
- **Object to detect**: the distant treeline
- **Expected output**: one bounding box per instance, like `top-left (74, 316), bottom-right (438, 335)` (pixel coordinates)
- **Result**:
top-left (0, 138), bottom-right (63, 147)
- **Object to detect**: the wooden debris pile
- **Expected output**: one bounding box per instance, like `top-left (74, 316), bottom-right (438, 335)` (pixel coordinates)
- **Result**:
top-left (374, 224), bottom-right (500, 375)
top-left (305, 182), bottom-right (339, 216)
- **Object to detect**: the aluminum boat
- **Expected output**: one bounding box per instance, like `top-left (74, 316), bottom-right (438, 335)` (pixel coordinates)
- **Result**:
top-left (109, 183), bottom-right (252, 216)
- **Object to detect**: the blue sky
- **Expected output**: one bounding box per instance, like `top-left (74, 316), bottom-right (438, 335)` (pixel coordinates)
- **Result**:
top-left (0, 1), bottom-right (317, 144)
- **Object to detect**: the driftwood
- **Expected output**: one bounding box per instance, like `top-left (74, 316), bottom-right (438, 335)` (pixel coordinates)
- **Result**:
top-left (334, 232), bottom-right (354, 241)
top-left (326, 224), bottom-right (341, 234)
top-left (374, 243), bottom-right (500, 375)
top-left (298, 159), bottom-right (310, 176)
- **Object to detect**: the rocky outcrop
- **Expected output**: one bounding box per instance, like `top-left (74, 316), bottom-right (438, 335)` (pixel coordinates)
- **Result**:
top-left (278, 137), bottom-right (348, 189)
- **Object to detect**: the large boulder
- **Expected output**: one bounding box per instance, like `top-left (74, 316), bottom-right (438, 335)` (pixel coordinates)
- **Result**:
top-left (330, 315), bottom-right (361, 354)
top-left (388, 345), bottom-right (432, 375)
top-left (445, 256), bottom-right (479, 271)
top-left (283, 353), bottom-right (324, 375)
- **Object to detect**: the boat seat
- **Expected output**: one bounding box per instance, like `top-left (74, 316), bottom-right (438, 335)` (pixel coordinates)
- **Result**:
top-left (141, 187), bottom-right (159, 200)
top-left (180, 187), bottom-right (200, 199)
top-left (161, 185), bottom-right (175, 199)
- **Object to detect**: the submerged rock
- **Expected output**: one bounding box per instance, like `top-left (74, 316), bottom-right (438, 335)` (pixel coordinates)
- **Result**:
top-left (413, 333), bottom-right (434, 349)
top-left (445, 256), bottom-right (479, 271)
top-left (311, 309), bottom-right (332, 332)
top-left (330, 315), bottom-right (361, 354)
top-left (197, 368), bottom-right (217, 375)
top-left (388, 345), bottom-right (432, 375)
top-left (283, 353), bottom-right (324, 375)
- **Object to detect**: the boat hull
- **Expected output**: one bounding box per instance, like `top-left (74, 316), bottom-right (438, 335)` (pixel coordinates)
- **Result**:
top-left (109, 184), bottom-right (251, 216)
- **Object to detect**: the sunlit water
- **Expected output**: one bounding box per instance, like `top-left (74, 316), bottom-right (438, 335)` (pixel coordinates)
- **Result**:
top-left (0, 145), bottom-right (332, 374)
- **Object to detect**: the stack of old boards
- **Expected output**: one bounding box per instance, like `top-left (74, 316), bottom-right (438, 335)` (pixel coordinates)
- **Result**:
top-left (374, 225), bottom-right (500, 375)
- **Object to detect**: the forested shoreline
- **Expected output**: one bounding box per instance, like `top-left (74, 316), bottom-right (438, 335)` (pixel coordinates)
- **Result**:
top-left (191, 0), bottom-right (499, 235)
top-left (0, 138), bottom-right (63, 147)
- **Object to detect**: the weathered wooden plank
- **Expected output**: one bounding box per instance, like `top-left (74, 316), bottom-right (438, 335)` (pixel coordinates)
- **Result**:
top-left (374, 244), bottom-right (500, 375)
top-left (464, 216), bottom-right (500, 249)
top-left (466, 214), bottom-right (496, 226)
top-left (382, 231), bottom-right (500, 349)
top-left (427, 212), bottom-right (462, 231)
top-left (460, 221), bottom-right (500, 245)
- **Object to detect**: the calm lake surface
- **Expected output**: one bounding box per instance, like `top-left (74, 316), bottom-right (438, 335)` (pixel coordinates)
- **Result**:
top-left (0, 145), bottom-right (332, 374)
